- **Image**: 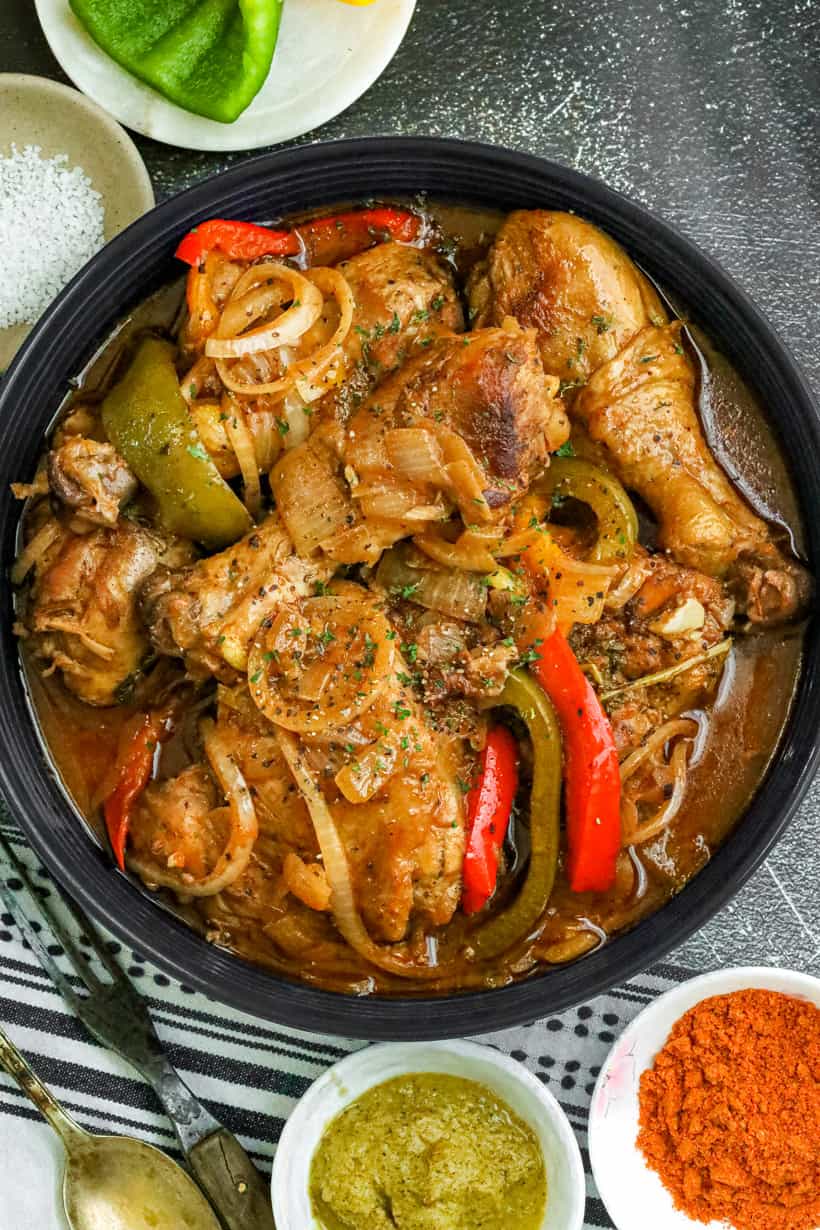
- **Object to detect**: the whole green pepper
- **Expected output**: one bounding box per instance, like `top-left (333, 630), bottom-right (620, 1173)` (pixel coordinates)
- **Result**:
top-left (102, 336), bottom-right (251, 548)
top-left (69, 0), bottom-right (283, 124)
top-left (537, 456), bottom-right (639, 563)
top-left (471, 670), bottom-right (562, 960)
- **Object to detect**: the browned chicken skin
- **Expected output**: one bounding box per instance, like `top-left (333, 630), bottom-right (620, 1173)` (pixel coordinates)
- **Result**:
top-left (47, 437), bottom-right (137, 528)
top-left (467, 209), bottom-right (666, 385)
top-left (472, 209), bottom-right (810, 623)
top-left (324, 242), bottom-right (464, 420)
top-left (20, 519), bottom-right (187, 706)
top-left (141, 512), bottom-right (329, 680)
top-left (574, 323), bottom-right (811, 620)
top-left (346, 320), bottom-right (568, 514)
top-left (129, 764), bottom-right (223, 881)
top-left (135, 683), bottom-right (465, 944)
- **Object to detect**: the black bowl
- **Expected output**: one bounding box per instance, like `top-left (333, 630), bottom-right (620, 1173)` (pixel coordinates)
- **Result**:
top-left (1, 138), bottom-right (818, 1040)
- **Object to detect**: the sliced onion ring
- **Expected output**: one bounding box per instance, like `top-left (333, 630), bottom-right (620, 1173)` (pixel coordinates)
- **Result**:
top-left (291, 267), bottom-right (355, 403)
top-left (205, 263), bottom-right (322, 360)
top-left (222, 396), bottom-right (262, 520)
top-left (128, 720), bottom-right (258, 898)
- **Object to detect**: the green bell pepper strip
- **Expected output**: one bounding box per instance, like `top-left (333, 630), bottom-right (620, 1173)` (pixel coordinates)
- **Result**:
top-left (69, 0), bottom-right (283, 124)
top-left (536, 456), bottom-right (639, 563)
top-left (469, 669), bottom-right (562, 960)
top-left (102, 336), bottom-right (251, 548)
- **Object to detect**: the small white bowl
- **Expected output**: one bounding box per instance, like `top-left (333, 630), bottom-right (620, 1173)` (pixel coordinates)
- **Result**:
top-left (272, 1039), bottom-right (586, 1230)
top-left (588, 965), bottom-right (820, 1230)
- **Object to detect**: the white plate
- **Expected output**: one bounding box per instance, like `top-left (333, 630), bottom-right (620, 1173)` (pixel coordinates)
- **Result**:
top-left (588, 966), bottom-right (820, 1230)
top-left (34, 0), bottom-right (416, 153)
top-left (272, 1040), bottom-right (586, 1230)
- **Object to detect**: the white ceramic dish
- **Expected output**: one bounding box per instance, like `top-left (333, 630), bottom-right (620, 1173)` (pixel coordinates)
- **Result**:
top-left (0, 73), bottom-right (154, 371)
top-left (588, 965), bottom-right (820, 1230)
top-left (272, 1039), bottom-right (586, 1230)
top-left (35, 0), bottom-right (417, 153)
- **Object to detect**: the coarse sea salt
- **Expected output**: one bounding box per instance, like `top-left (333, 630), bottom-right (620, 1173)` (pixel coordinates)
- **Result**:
top-left (0, 143), bottom-right (105, 331)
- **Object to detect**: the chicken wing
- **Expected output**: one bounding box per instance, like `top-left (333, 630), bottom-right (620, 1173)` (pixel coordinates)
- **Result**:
top-left (467, 209), bottom-right (666, 386)
top-left (140, 512), bottom-right (330, 679)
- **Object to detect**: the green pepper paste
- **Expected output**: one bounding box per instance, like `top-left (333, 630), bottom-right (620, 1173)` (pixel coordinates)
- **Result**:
top-left (309, 1072), bottom-right (547, 1230)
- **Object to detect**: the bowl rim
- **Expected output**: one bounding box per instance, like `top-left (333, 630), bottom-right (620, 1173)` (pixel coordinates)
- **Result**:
top-left (271, 1038), bottom-right (586, 1230)
top-left (588, 965), bottom-right (820, 1230)
top-left (0, 135), bottom-right (818, 1039)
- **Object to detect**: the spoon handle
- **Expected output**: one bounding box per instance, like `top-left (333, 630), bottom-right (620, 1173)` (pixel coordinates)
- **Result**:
top-left (0, 1023), bottom-right (86, 1149)
top-left (0, 835), bottom-right (275, 1229)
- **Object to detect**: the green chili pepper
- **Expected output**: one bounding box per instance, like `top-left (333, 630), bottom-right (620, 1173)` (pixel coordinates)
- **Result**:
top-left (69, 0), bottom-right (283, 124)
top-left (471, 669), bottom-right (561, 960)
top-left (102, 337), bottom-right (251, 548)
top-left (537, 456), bottom-right (638, 563)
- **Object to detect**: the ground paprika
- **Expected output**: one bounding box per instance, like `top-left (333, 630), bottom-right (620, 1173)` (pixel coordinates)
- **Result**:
top-left (637, 988), bottom-right (820, 1230)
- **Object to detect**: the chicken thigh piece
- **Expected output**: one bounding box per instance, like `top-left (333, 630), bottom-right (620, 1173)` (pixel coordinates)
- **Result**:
top-left (573, 323), bottom-right (811, 621)
top-left (18, 519), bottom-right (185, 706)
top-left (140, 512), bottom-right (330, 679)
top-left (345, 320), bottom-right (569, 518)
top-left (322, 241), bottom-right (464, 420)
top-left (467, 209), bottom-right (666, 385)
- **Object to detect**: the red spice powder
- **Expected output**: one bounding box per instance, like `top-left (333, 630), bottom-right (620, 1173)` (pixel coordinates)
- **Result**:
top-left (637, 988), bottom-right (820, 1230)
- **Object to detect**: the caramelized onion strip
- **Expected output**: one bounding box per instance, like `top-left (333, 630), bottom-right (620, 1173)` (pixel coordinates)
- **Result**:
top-left (205, 264), bottom-right (322, 360)
top-left (276, 729), bottom-right (443, 980)
top-left (128, 721), bottom-right (258, 898)
top-left (619, 718), bottom-right (698, 847)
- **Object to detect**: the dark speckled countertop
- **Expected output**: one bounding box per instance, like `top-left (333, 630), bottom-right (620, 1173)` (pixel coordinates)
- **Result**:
top-left (1, 0), bottom-right (818, 975)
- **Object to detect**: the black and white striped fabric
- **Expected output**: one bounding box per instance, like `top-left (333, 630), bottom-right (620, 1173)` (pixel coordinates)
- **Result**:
top-left (0, 818), bottom-right (692, 1230)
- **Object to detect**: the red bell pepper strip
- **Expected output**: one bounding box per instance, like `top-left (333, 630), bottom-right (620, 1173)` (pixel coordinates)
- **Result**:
top-left (175, 207), bottom-right (423, 268)
top-left (462, 725), bottom-right (519, 914)
top-left (294, 207), bottom-right (423, 265)
top-left (103, 710), bottom-right (171, 871)
top-left (175, 219), bottom-right (299, 266)
top-left (526, 623), bottom-right (621, 893)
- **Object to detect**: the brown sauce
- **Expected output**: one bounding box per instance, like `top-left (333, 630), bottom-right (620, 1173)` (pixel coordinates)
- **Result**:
top-left (15, 202), bottom-right (805, 995)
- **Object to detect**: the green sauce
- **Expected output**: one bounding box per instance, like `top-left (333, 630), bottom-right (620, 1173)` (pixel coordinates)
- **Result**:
top-left (309, 1072), bottom-right (547, 1230)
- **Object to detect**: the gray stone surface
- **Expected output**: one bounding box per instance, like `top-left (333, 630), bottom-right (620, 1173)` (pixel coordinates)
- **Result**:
top-left (1, 0), bottom-right (818, 974)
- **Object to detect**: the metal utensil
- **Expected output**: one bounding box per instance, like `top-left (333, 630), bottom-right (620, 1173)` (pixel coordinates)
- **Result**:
top-left (0, 1023), bottom-right (221, 1230)
top-left (0, 829), bottom-right (276, 1230)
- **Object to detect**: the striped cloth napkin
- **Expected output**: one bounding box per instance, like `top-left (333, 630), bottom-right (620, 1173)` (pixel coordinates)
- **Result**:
top-left (0, 816), bottom-right (692, 1230)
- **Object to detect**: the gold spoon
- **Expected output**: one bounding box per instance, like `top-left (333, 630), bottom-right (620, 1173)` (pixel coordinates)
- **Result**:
top-left (0, 1023), bottom-right (222, 1230)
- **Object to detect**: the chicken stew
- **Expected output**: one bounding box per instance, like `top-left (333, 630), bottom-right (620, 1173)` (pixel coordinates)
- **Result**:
top-left (12, 203), bottom-right (810, 995)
